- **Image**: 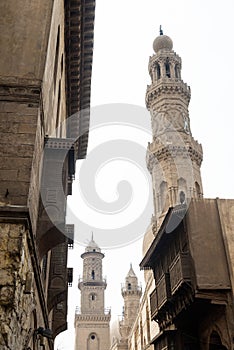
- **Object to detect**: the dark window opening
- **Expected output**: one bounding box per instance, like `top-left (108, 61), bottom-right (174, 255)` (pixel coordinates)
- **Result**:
top-left (128, 283), bottom-right (131, 290)
top-left (175, 64), bottom-right (179, 78)
top-left (91, 334), bottom-right (95, 340)
top-left (179, 191), bottom-right (186, 204)
top-left (91, 270), bottom-right (95, 280)
top-left (165, 62), bottom-right (171, 78)
top-left (156, 64), bottom-right (161, 79)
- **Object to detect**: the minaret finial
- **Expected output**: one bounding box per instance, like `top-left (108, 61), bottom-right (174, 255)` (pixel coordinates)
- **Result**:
top-left (159, 25), bottom-right (163, 35)
top-left (91, 231), bottom-right (94, 241)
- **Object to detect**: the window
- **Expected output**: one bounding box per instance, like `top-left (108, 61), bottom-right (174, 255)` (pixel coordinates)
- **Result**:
top-left (91, 294), bottom-right (96, 301)
top-left (165, 61), bottom-right (171, 78)
top-left (91, 270), bottom-right (95, 280)
top-left (128, 283), bottom-right (131, 290)
top-left (179, 191), bottom-right (186, 204)
top-left (156, 64), bottom-right (161, 79)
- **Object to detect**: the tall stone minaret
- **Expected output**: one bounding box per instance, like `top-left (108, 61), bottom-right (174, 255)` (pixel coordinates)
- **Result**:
top-left (74, 236), bottom-right (111, 350)
top-left (119, 264), bottom-right (142, 342)
top-left (146, 29), bottom-right (203, 225)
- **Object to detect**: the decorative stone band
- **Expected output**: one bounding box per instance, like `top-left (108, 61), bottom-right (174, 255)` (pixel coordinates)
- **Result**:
top-left (75, 314), bottom-right (111, 322)
top-left (146, 80), bottom-right (191, 109)
top-left (0, 76), bottom-right (41, 104)
top-left (146, 143), bottom-right (203, 173)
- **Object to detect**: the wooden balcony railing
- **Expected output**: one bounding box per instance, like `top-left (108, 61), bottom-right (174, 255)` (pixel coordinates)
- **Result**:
top-left (169, 252), bottom-right (191, 295)
top-left (150, 273), bottom-right (171, 319)
top-left (150, 288), bottom-right (157, 319)
top-left (157, 273), bottom-right (171, 309)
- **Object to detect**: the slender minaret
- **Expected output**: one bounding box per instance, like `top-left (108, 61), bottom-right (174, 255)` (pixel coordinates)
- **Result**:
top-left (119, 264), bottom-right (142, 342)
top-left (74, 236), bottom-right (111, 350)
top-left (146, 28), bottom-right (203, 225)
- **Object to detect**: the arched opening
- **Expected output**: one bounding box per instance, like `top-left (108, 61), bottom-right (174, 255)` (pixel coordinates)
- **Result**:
top-left (156, 64), bottom-right (161, 79)
top-left (177, 178), bottom-right (187, 204)
top-left (165, 60), bottom-right (171, 78)
top-left (90, 293), bottom-right (96, 301)
top-left (87, 333), bottom-right (99, 350)
top-left (91, 270), bottom-right (95, 280)
top-left (209, 331), bottom-right (228, 350)
top-left (127, 283), bottom-right (131, 290)
top-left (195, 181), bottom-right (201, 198)
top-left (160, 181), bottom-right (168, 212)
top-left (89, 293), bottom-right (97, 309)
top-left (175, 64), bottom-right (180, 79)
top-left (179, 191), bottom-right (186, 204)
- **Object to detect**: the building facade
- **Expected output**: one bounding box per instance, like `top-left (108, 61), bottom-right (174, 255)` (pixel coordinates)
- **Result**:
top-left (141, 199), bottom-right (234, 350)
top-left (0, 0), bottom-right (95, 349)
top-left (74, 237), bottom-right (111, 350)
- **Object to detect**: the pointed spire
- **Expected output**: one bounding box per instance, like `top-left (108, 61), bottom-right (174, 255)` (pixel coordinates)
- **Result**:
top-left (126, 263), bottom-right (136, 278)
top-left (85, 232), bottom-right (101, 253)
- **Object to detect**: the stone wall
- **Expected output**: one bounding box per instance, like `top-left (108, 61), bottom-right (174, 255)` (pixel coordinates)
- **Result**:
top-left (0, 222), bottom-right (50, 349)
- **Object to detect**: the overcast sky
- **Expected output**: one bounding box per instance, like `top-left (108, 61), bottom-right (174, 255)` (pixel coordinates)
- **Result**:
top-left (55, 1), bottom-right (234, 348)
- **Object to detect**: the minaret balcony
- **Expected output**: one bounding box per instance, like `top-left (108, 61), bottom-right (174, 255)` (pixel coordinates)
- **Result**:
top-left (146, 78), bottom-right (191, 109)
top-left (78, 276), bottom-right (107, 288)
top-left (121, 284), bottom-right (142, 297)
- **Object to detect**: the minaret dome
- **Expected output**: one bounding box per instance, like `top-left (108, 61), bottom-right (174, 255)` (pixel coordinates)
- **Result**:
top-left (153, 34), bottom-right (173, 53)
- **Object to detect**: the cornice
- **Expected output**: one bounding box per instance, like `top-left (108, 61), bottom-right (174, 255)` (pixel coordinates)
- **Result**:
top-left (146, 79), bottom-right (191, 109)
top-left (65, 0), bottom-right (95, 159)
top-left (146, 143), bottom-right (203, 173)
top-left (75, 314), bottom-right (111, 322)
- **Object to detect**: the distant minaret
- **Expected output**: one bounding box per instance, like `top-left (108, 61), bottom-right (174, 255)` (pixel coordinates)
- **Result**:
top-left (119, 264), bottom-right (142, 341)
top-left (74, 236), bottom-right (111, 350)
top-left (146, 28), bottom-right (203, 223)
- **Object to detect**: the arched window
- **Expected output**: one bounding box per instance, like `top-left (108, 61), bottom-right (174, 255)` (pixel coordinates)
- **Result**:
top-left (88, 333), bottom-right (99, 350)
top-left (91, 270), bottom-right (95, 280)
top-left (195, 181), bottom-right (201, 198)
top-left (179, 191), bottom-right (186, 204)
top-left (90, 293), bottom-right (96, 301)
top-left (177, 178), bottom-right (187, 204)
top-left (160, 181), bottom-right (168, 212)
top-left (209, 331), bottom-right (228, 350)
top-left (175, 64), bottom-right (180, 79)
top-left (156, 64), bottom-right (161, 79)
top-left (165, 60), bottom-right (171, 78)
top-left (127, 283), bottom-right (131, 290)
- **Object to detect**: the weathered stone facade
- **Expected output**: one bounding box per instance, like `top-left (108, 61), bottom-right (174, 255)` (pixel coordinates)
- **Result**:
top-left (0, 0), bottom-right (95, 348)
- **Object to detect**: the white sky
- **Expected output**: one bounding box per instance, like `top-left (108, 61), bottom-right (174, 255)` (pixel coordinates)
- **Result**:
top-left (55, 1), bottom-right (234, 349)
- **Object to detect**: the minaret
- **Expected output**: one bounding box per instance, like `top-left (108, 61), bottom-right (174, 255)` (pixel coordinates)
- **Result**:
top-left (74, 236), bottom-right (111, 350)
top-left (119, 264), bottom-right (142, 342)
top-left (146, 28), bottom-right (203, 224)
